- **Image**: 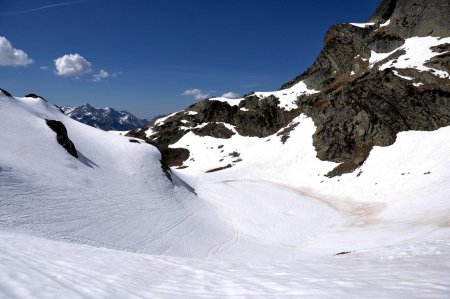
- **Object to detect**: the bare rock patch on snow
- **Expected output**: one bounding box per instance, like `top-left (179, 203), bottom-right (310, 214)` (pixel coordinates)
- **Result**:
top-left (45, 119), bottom-right (78, 158)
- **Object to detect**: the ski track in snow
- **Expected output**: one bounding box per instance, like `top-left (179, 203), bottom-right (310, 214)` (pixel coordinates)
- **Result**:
top-left (207, 220), bottom-right (240, 258)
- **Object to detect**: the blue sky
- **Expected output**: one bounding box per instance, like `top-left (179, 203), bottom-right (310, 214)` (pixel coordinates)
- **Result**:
top-left (0, 0), bottom-right (379, 118)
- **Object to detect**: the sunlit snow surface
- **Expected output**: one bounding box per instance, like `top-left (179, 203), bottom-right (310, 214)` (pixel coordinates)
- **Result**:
top-left (369, 36), bottom-right (450, 78)
top-left (1, 88), bottom-right (450, 298)
top-left (0, 95), bottom-right (239, 259)
top-left (1, 231), bottom-right (450, 298)
top-left (349, 22), bottom-right (375, 28)
top-left (206, 80), bottom-right (319, 111)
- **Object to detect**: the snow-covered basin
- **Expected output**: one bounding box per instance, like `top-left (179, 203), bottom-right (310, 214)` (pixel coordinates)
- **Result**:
top-left (172, 112), bottom-right (450, 254)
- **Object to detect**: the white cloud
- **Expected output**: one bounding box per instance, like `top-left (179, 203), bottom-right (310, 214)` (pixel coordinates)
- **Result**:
top-left (40, 66), bottom-right (49, 70)
top-left (92, 70), bottom-right (121, 82)
top-left (92, 69), bottom-right (109, 82)
top-left (0, 36), bottom-right (33, 66)
top-left (182, 88), bottom-right (210, 100)
top-left (54, 53), bottom-right (91, 77)
top-left (221, 92), bottom-right (240, 99)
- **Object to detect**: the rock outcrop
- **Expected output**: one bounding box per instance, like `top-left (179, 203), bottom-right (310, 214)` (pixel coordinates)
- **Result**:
top-left (25, 94), bottom-right (47, 102)
top-left (45, 119), bottom-right (78, 158)
top-left (0, 88), bottom-right (12, 98)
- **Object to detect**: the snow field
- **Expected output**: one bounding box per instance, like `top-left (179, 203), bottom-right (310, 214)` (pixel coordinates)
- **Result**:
top-left (1, 231), bottom-right (450, 299)
top-left (2, 82), bottom-right (450, 297)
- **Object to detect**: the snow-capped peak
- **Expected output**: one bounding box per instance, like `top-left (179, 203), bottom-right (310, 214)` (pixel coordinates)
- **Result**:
top-left (62, 103), bottom-right (149, 131)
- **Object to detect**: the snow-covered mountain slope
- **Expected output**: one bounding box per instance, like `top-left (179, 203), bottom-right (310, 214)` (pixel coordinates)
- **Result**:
top-left (0, 92), bottom-right (241, 258)
top-left (2, 88), bottom-right (450, 297)
top-left (61, 103), bottom-right (148, 131)
top-left (2, 88), bottom-right (450, 296)
top-left (0, 91), bottom-right (367, 260)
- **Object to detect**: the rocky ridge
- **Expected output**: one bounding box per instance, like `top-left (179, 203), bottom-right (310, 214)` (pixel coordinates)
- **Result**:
top-left (128, 0), bottom-right (450, 176)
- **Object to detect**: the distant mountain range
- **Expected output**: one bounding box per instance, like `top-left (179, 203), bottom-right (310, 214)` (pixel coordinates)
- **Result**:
top-left (61, 103), bottom-right (149, 131)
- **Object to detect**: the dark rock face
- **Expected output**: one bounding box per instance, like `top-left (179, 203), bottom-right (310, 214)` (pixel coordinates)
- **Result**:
top-left (129, 0), bottom-right (450, 173)
top-left (368, 29), bottom-right (405, 53)
top-left (369, 0), bottom-right (450, 38)
top-left (62, 103), bottom-right (148, 131)
top-left (236, 95), bottom-right (300, 137)
top-left (303, 69), bottom-right (450, 164)
top-left (45, 119), bottom-right (78, 158)
top-left (281, 24), bottom-right (374, 91)
top-left (159, 146), bottom-right (190, 179)
top-left (193, 123), bottom-right (235, 139)
top-left (370, 0), bottom-right (398, 22)
top-left (425, 44), bottom-right (450, 73)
